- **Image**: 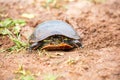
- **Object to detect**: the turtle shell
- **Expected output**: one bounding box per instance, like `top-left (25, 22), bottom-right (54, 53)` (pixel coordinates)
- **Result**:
top-left (30, 20), bottom-right (80, 43)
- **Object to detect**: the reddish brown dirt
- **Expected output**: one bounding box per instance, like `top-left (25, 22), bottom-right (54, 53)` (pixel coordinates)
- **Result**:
top-left (0, 0), bottom-right (120, 80)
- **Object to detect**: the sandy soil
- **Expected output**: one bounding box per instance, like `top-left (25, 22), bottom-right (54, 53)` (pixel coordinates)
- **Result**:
top-left (0, 0), bottom-right (120, 80)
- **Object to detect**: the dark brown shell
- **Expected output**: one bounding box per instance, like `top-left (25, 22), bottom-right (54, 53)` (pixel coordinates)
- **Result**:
top-left (30, 20), bottom-right (80, 42)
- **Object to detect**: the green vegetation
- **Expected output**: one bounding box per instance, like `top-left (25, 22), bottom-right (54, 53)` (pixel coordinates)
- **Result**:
top-left (14, 65), bottom-right (59, 80)
top-left (14, 65), bottom-right (35, 80)
top-left (0, 18), bottom-right (27, 52)
top-left (0, 18), bottom-right (26, 28)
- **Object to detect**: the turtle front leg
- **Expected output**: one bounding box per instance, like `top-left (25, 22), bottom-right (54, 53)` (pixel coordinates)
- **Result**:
top-left (71, 40), bottom-right (83, 48)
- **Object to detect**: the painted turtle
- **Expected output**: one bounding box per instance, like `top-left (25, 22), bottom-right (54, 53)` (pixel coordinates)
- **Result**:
top-left (29, 20), bottom-right (82, 50)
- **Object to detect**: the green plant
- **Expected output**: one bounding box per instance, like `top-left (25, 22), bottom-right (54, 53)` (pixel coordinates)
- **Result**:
top-left (0, 18), bottom-right (13, 28)
top-left (0, 18), bottom-right (26, 28)
top-left (7, 36), bottom-right (27, 52)
top-left (14, 65), bottom-right (35, 80)
top-left (0, 18), bottom-right (27, 52)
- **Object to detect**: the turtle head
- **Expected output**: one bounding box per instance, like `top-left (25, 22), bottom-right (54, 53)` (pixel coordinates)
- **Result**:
top-left (29, 33), bottom-right (37, 44)
top-left (28, 34), bottom-right (42, 51)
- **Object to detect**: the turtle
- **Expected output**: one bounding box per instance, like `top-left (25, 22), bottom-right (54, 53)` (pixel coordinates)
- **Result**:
top-left (29, 20), bottom-right (82, 51)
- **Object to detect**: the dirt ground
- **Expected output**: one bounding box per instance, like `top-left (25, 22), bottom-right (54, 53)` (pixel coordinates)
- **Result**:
top-left (0, 0), bottom-right (120, 80)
